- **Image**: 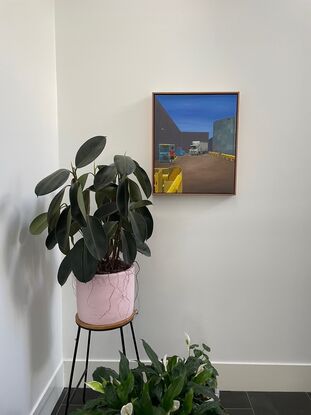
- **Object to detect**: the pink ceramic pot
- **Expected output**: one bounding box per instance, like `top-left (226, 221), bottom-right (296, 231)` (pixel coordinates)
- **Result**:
top-left (75, 265), bottom-right (135, 326)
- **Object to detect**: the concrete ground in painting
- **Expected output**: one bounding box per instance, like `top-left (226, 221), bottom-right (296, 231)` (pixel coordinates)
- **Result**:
top-left (154, 153), bottom-right (235, 194)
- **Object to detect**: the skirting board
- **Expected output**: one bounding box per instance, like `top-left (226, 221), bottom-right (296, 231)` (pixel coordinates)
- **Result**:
top-left (31, 361), bottom-right (63, 415)
top-left (63, 359), bottom-right (311, 392)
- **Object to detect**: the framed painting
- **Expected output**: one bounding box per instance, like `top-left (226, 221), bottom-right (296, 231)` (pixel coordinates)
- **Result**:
top-left (152, 92), bottom-right (239, 195)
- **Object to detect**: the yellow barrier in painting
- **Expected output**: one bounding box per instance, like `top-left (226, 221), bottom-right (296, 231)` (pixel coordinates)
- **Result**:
top-left (209, 151), bottom-right (235, 161)
top-left (154, 167), bottom-right (183, 193)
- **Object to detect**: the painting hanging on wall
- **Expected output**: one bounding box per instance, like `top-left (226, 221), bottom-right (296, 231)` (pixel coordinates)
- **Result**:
top-left (153, 92), bottom-right (239, 195)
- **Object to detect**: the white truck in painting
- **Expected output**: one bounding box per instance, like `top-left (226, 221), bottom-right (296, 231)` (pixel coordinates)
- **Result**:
top-left (189, 141), bottom-right (208, 155)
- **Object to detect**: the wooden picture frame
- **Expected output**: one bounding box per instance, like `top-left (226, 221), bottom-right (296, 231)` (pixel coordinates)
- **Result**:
top-left (152, 92), bottom-right (239, 195)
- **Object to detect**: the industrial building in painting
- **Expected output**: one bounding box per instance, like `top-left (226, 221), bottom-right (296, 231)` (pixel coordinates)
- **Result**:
top-left (153, 94), bottom-right (238, 194)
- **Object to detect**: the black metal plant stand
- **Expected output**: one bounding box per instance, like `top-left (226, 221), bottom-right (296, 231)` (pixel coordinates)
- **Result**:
top-left (64, 311), bottom-right (140, 415)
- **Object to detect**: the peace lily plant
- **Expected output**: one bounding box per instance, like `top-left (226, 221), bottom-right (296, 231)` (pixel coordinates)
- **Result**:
top-left (72, 335), bottom-right (227, 415)
top-left (29, 136), bottom-right (153, 285)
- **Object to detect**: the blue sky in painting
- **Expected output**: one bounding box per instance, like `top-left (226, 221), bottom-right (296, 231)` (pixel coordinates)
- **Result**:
top-left (156, 94), bottom-right (238, 136)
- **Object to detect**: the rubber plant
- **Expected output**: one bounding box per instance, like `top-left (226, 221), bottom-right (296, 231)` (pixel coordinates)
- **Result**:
top-left (29, 136), bottom-right (153, 285)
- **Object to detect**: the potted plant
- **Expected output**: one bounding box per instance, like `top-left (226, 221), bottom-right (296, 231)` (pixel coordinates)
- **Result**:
top-left (71, 336), bottom-right (227, 415)
top-left (30, 136), bottom-right (153, 325)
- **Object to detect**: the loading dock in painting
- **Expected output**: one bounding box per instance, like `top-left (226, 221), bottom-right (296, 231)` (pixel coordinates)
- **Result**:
top-left (153, 93), bottom-right (239, 194)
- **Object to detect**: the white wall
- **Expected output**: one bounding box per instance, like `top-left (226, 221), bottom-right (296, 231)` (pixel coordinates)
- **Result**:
top-left (55, 0), bottom-right (311, 388)
top-left (0, 1), bottom-right (63, 413)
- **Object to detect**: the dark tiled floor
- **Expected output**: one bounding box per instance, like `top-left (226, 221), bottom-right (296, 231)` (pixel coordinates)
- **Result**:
top-left (52, 389), bottom-right (311, 414)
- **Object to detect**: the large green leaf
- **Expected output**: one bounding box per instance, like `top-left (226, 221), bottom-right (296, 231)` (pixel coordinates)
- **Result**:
top-left (47, 187), bottom-right (65, 229)
top-left (70, 239), bottom-right (98, 282)
top-left (93, 367), bottom-right (118, 383)
top-left (83, 189), bottom-right (90, 215)
top-left (133, 161), bottom-right (152, 197)
top-left (117, 372), bottom-right (134, 404)
top-left (116, 178), bottom-right (129, 217)
top-left (82, 216), bottom-right (108, 260)
top-left (45, 229), bottom-right (57, 250)
top-left (129, 211), bottom-right (147, 243)
top-left (119, 352), bottom-right (130, 382)
top-left (120, 229), bottom-right (137, 264)
top-left (35, 169), bottom-right (70, 196)
top-left (114, 155), bottom-right (136, 176)
top-left (56, 206), bottom-right (71, 254)
top-left (130, 200), bottom-right (152, 210)
top-left (57, 251), bottom-right (72, 286)
top-left (137, 206), bottom-right (153, 239)
top-left (128, 179), bottom-right (142, 202)
top-left (94, 165), bottom-right (117, 190)
top-left (141, 340), bottom-right (163, 374)
top-left (94, 202), bottom-right (118, 220)
top-left (70, 181), bottom-right (87, 226)
top-left (182, 388), bottom-right (194, 415)
top-left (29, 212), bottom-right (48, 235)
top-left (103, 221), bottom-right (118, 239)
top-left (161, 375), bottom-right (185, 412)
top-left (137, 241), bottom-right (151, 257)
top-left (78, 173), bottom-right (89, 189)
top-left (75, 136), bottom-right (107, 168)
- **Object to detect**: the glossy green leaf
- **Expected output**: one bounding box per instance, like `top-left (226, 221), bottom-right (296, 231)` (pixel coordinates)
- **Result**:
top-left (137, 241), bottom-right (151, 257)
top-left (117, 372), bottom-right (134, 404)
top-left (161, 375), bottom-right (185, 412)
top-left (142, 340), bottom-right (162, 374)
top-left (181, 388), bottom-right (194, 415)
top-left (133, 161), bottom-right (152, 198)
top-left (137, 206), bottom-right (153, 239)
top-left (35, 169), bottom-right (70, 196)
top-left (70, 181), bottom-right (87, 226)
top-left (85, 381), bottom-right (105, 394)
top-left (93, 367), bottom-right (118, 383)
top-left (47, 188), bottom-right (65, 230)
top-left (56, 206), bottom-right (71, 254)
top-left (82, 216), bottom-right (108, 260)
top-left (83, 189), bottom-right (90, 215)
top-left (78, 173), bottom-right (89, 189)
top-left (75, 136), bottom-right (107, 168)
top-left (94, 165), bottom-right (117, 190)
top-left (129, 211), bottom-right (147, 243)
top-left (120, 229), bottom-right (137, 264)
top-left (128, 179), bottom-right (142, 202)
top-left (57, 251), bottom-right (72, 286)
top-left (29, 212), bottom-right (48, 235)
top-left (71, 239), bottom-right (98, 282)
top-left (94, 202), bottom-right (118, 220)
top-left (103, 221), bottom-right (118, 239)
top-left (119, 352), bottom-right (130, 382)
top-left (114, 155), bottom-right (136, 176)
top-left (45, 229), bottom-right (57, 250)
top-left (130, 200), bottom-right (152, 210)
top-left (116, 178), bottom-right (129, 217)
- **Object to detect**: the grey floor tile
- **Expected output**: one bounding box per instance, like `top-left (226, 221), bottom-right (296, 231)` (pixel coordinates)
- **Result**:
top-left (226, 410), bottom-right (254, 415)
top-left (248, 392), bottom-right (311, 415)
top-left (220, 391), bottom-right (251, 409)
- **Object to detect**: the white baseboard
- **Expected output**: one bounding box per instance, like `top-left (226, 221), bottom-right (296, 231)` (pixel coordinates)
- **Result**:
top-left (31, 361), bottom-right (64, 415)
top-left (64, 359), bottom-right (311, 392)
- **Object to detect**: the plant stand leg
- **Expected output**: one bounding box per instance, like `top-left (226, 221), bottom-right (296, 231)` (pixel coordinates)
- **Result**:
top-left (65, 325), bottom-right (81, 415)
top-left (83, 330), bottom-right (92, 404)
top-left (130, 321), bottom-right (140, 361)
top-left (120, 326), bottom-right (126, 356)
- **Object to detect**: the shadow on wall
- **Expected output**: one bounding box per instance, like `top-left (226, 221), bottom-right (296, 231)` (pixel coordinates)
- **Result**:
top-left (0, 194), bottom-right (59, 403)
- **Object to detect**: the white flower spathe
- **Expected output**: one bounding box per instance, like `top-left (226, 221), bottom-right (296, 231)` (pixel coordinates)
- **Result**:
top-left (120, 402), bottom-right (133, 415)
top-left (163, 354), bottom-right (168, 371)
top-left (184, 332), bottom-right (191, 349)
top-left (195, 363), bottom-right (206, 377)
top-left (171, 400), bottom-right (180, 412)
